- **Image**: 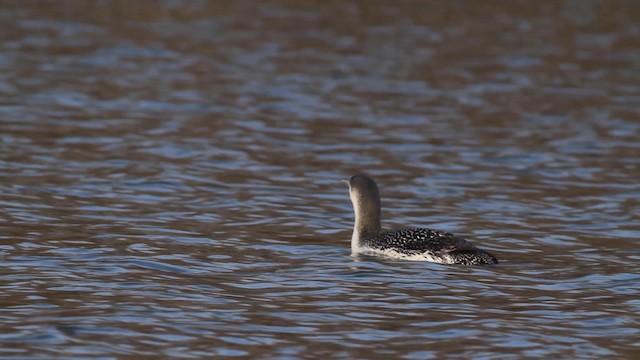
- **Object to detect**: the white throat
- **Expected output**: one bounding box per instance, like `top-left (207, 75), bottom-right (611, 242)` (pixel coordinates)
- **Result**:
top-left (349, 188), bottom-right (370, 254)
top-left (351, 227), bottom-right (361, 253)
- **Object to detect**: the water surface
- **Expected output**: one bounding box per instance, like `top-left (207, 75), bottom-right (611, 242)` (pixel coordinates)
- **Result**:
top-left (1, 1), bottom-right (639, 359)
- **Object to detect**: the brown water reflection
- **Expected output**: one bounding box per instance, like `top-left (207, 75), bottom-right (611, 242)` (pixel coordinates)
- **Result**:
top-left (1, 1), bottom-right (639, 359)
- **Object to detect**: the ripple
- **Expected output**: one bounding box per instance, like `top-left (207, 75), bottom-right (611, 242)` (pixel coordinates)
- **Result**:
top-left (1, 1), bottom-right (639, 359)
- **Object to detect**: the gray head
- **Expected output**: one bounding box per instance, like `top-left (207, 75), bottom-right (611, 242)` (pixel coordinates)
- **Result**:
top-left (344, 174), bottom-right (381, 234)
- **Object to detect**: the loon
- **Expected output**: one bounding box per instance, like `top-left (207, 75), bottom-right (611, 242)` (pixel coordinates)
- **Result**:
top-left (344, 174), bottom-right (498, 265)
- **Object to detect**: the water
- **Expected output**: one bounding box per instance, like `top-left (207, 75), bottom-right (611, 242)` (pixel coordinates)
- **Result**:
top-left (1, 1), bottom-right (639, 358)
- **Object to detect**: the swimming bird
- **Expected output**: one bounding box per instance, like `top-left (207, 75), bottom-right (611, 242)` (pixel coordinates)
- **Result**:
top-left (344, 174), bottom-right (498, 265)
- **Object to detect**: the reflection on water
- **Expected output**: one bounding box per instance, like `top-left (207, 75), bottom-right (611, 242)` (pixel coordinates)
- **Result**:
top-left (1, 1), bottom-right (639, 358)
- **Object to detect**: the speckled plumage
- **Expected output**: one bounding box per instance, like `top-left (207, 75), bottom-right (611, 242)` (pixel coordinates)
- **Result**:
top-left (361, 228), bottom-right (498, 265)
top-left (345, 174), bottom-right (498, 265)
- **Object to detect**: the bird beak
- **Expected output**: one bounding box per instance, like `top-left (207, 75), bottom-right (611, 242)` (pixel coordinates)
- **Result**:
top-left (341, 179), bottom-right (349, 187)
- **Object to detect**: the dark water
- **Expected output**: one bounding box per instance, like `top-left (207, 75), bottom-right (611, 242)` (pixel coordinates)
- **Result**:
top-left (1, 1), bottom-right (639, 358)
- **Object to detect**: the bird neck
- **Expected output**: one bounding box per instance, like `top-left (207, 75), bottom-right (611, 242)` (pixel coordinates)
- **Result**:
top-left (352, 193), bottom-right (381, 236)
